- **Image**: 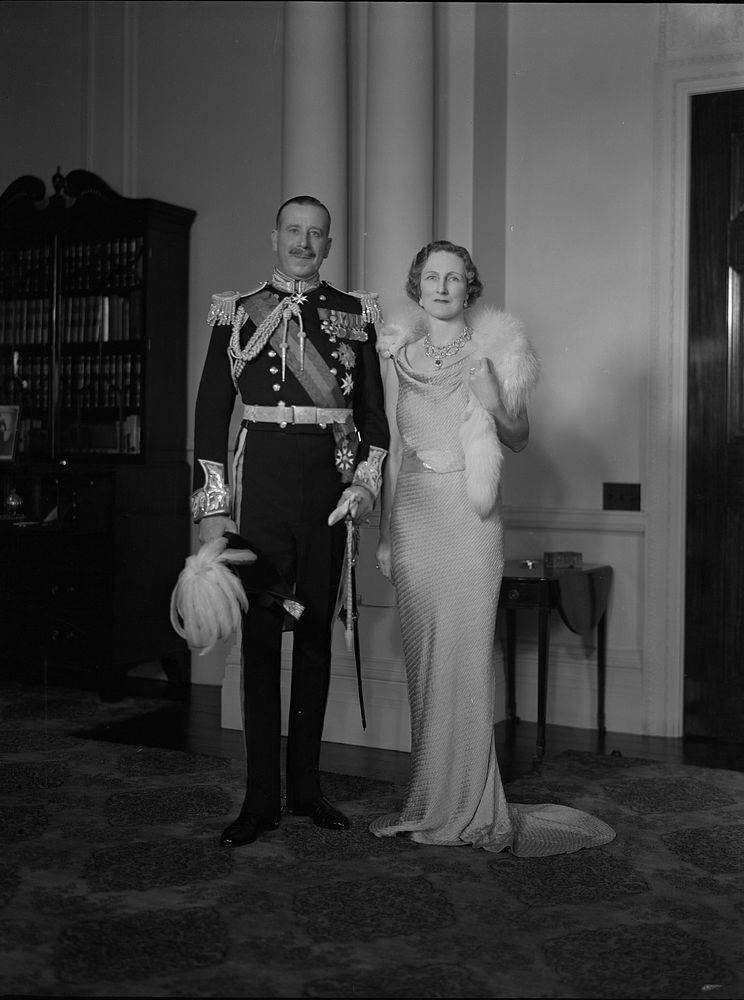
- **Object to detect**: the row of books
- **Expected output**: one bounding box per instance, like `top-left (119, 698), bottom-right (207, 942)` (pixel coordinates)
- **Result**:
top-left (0, 293), bottom-right (142, 345)
top-left (59, 413), bottom-right (141, 455)
top-left (62, 238), bottom-right (143, 291)
top-left (10, 412), bottom-right (141, 458)
top-left (0, 247), bottom-right (53, 296)
top-left (0, 354), bottom-right (51, 411)
top-left (60, 353), bottom-right (143, 410)
top-left (0, 299), bottom-right (50, 345)
top-left (59, 294), bottom-right (142, 343)
top-left (0, 238), bottom-right (144, 296)
top-left (0, 351), bottom-right (143, 411)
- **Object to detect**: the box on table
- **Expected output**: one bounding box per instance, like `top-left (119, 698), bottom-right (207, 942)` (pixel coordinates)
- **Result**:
top-left (543, 551), bottom-right (583, 571)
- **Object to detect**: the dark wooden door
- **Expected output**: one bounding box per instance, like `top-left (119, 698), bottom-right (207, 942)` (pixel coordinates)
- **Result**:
top-left (685, 89), bottom-right (744, 741)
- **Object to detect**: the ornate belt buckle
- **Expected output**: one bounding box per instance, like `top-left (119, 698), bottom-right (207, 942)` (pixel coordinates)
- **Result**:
top-left (292, 406), bottom-right (317, 424)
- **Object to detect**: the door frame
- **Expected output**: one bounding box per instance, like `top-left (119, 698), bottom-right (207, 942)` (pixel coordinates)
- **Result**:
top-left (649, 57), bottom-right (744, 738)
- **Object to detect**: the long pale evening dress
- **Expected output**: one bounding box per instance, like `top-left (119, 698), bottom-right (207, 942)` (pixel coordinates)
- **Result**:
top-left (369, 328), bottom-right (615, 856)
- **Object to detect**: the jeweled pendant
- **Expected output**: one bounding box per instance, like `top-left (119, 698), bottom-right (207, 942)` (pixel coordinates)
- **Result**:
top-left (434, 358), bottom-right (443, 368)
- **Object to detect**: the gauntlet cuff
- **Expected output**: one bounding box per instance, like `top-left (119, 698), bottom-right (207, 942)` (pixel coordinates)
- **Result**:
top-left (191, 460), bottom-right (232, 523)
top-left (351, 446), bottom-right (388, 504)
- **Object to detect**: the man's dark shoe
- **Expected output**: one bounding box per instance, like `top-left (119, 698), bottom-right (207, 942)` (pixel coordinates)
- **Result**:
top-left (288, 795), bottom-right (351, 830)
top-left (220, 813), bottom-right (280, 848)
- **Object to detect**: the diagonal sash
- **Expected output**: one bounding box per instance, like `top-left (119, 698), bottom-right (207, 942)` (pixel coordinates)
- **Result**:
top-left (241, 292), bottom-right (358, 481)
top-left (274, 323), bottom-right (346, 408)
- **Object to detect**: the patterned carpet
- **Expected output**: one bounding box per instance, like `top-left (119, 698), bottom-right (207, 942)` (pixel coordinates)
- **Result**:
top-left (1, 682), bottom-right (744, 998)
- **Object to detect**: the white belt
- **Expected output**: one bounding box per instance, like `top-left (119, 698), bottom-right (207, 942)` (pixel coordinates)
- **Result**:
top-left (242, 404), bottom-right (351, 427)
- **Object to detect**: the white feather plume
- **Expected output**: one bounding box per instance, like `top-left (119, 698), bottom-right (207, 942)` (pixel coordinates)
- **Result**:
top-left (170, 536), bottom-right (257, 655)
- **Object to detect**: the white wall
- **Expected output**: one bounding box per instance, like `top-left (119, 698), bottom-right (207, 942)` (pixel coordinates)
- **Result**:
top-left (505, 2), bottom-right (655, 511)
top-left (496, 2), bottom-right (657, 734)
top-left (498, 2), bottom-right (744, 741)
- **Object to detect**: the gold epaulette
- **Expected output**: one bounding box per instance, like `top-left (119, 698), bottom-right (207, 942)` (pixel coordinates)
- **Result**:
top-left (327, 284), bottom-right (382, 326)
top-left (206, 284), bottom-right (267, 327)
top-left (352, 291), bottom-right (382, 326)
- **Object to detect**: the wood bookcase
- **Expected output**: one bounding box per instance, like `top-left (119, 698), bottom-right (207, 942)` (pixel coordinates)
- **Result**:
top-left (0, 169), bottom-right (196, 696)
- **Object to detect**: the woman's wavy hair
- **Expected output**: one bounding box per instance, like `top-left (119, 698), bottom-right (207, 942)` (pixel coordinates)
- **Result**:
top-left (405, 240), bottom-right (483, 306)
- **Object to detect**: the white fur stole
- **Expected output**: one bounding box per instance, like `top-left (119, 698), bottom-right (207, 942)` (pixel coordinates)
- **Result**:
top-left (377, 305), bottom-right (540, 517)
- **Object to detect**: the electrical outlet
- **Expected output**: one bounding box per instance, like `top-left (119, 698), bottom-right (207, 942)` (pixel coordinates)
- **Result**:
top-left (603, 482), bottom-right (641, 511)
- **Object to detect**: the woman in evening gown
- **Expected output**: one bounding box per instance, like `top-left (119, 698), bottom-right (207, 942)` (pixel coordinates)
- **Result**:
top-left (369, 241), bottom-right (615, 856)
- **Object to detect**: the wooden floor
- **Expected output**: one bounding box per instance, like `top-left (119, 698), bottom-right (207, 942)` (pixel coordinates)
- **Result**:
top-left (75, 677), bottom-right (744, 786)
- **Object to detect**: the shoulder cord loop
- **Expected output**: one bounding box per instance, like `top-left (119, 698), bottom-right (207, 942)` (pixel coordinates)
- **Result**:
top-left (228, 293), bottom-right (308, 388)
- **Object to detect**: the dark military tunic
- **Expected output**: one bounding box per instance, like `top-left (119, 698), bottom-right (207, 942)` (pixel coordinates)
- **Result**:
top-left (193, 277), bottom-right (389, 817)
top-left (194, 280), bottom-right (388, 484)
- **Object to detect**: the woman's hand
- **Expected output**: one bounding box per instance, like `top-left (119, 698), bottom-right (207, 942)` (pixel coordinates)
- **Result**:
top-left (468, 357), bottom-right (503, 415)
top-left (375, 538), bottom-right (393, 581)
top-left (468, 356), bottom-right (530, 452)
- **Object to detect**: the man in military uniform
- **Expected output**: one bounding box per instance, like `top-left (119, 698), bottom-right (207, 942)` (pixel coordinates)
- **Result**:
top-left (192, 195), bottom-right (389, 847)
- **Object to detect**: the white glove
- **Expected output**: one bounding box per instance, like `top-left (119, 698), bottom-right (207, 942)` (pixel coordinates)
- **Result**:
top-left (328, 486), bottom-right (373, 526)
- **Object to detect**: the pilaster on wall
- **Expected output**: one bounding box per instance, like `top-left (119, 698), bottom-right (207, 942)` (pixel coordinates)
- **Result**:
top-left (362, 1), bottom-right (435, 312)
top-left (472, 0), bottom-right (507, 305)
top-left (79, 1), bottom-right (135, 196)
top-left (282, 1), bottom-right (348, 287)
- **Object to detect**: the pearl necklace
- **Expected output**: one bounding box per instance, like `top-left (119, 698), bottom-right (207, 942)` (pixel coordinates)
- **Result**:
top-left (423, 326), bottom-right (473, 368)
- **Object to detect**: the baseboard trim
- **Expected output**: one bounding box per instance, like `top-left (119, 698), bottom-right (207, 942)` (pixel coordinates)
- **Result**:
top-left (221, 640), bottom-right (644, 751)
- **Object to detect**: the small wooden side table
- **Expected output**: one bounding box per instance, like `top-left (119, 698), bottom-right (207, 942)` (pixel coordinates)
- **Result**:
top-left (498, 560), bottom-right (613, 759)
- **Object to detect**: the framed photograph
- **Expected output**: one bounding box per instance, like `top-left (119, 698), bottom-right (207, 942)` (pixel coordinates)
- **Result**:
top-left (0, 405), bottom-right (20, 462)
